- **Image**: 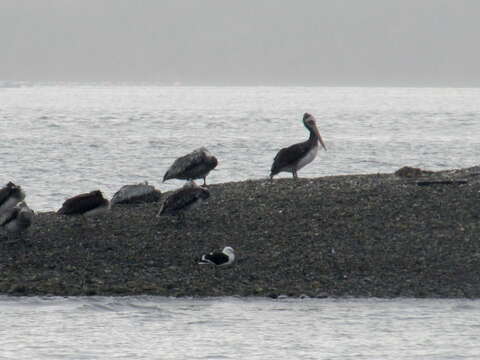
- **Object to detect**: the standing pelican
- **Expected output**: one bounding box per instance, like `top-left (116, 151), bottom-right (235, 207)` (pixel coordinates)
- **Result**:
top-left (270, 113), bottom-right (326, 179)
top-left (163, 147), bottom-right (218, 186)
top-left (0, 182), bottom-right (26, 214)
top-left (57, 190), bottom-right (110, 224)
top-left (0, 201), bottom-right (34, 237)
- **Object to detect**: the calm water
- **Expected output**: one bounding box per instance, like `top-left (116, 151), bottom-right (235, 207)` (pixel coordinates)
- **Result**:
top-left (2, 84), bottom-right (480, 359)
top-left (0, 296), bottom-right (479, 360)
top-left (1, 84), bottom-right (480, 211)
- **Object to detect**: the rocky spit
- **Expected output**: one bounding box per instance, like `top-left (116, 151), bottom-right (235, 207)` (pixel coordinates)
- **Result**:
top-left (1, 165), bottom-right (479, 298)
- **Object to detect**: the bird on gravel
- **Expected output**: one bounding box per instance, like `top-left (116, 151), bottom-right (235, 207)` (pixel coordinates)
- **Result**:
top-left (270, 113), bottom-right (326, 179)
top-left (0, 201), bottom-right (34, 239)
top-left (157, 181), bottom-right (210, 221)
top-left (0, 182), bottom-right (26, 215)
top-left (57, 190), bottom-right (110, 225)
top-left (163, 147), bottom-right (218, 186)
top-left (198, 246), bottom-right (235, 267)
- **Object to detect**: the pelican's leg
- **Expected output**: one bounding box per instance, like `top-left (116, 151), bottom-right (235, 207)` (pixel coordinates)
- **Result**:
top-left (293, 170), bottom-right (298, 179)
top-left (203, 177), bottom-right (207, 186)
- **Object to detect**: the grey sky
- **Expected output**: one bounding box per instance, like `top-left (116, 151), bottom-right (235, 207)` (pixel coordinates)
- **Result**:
top-left (1, 0), bottom-right (480, 85)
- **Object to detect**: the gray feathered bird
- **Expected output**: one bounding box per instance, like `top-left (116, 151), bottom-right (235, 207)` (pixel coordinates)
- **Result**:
top-left (157, 182), bottom-right (210, 219)
top-left (0, 201), bottom-right (34, 237)
top-left (0, 182), bottom-right (26, 215)
top-left (163, 147), bottom-right (218, 186)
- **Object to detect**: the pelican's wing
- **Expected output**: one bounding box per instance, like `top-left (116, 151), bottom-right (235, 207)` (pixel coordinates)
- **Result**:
top-left (0, 207), bottom-right (18, 226)
top-left (271, 141), bottom-right (310, 175)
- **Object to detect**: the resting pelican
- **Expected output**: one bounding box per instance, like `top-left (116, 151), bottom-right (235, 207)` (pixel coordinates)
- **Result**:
top-left (57, 190), bottom-right (110, 224)
top-left (163, 147), bottom-right (218, 186)
top-left (270, 113), bottom-right (326, 179)
top-left (157, 181), bottom-right (210, 219)
top-left (0, 182), bottom-right (25, 214)
top-left (0, 201), bottom-right (34, 237)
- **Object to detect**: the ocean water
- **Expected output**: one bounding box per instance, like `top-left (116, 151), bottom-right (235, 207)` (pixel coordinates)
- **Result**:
top-left (2, 84), bottom-right (480, 359)
top-left (0, 296), bottom-right (479, 360)
top-left (1, 84), bottom-right (480, 211)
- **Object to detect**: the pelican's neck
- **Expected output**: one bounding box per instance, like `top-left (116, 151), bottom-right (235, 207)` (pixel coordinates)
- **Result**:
top-left (307, 127), bottom-right (318, 145)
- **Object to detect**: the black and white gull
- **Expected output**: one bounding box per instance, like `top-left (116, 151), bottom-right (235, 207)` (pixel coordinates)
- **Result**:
top-left (198, 246), bottom-right (235, 267)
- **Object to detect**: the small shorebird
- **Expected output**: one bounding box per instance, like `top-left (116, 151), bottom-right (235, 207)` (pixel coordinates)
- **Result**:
top-left (57, 190), bottom-right (110, 224)
top-left (270, 113), bottom-right (326, 179)
top-left (198, 246), bottom-right (235, 267)
top-left (0, 201), bottom-right (34, 238)
top-left (0, 182), bottom-right (26, 214)
top-left (163, 147), bottom-right (218, 186)
top-left (157, 181), bottom-right (210, 220)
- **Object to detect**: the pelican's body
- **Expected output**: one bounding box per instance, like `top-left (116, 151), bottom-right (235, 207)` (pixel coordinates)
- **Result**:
top-left (57, 190), bottom-right (110, 221)
top-left (157, 182), bottom-right (210, 218)
top-left (163, 147), bottom-right (218, 185)
top-left (0, 201), bottom-right (34, 235)
top-left (0, 182), bottom-right (25, 214)
top-left (198, 246), bottom-right (235, 267)
top-left (270, 113), bottom-right (326, 179)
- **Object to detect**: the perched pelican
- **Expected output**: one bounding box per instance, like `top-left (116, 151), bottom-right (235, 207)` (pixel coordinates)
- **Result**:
top-left (0, 201), bottom-right (34, 236)
top-left (163, 147), bottom-right (218, 185)
top-left (157, 181), bottom-right (210, 218)
top-left (57, 190), bottom-right (110, 223)
top-left (198, 246), bottom-right (235, 267)
top-left (270, 113), bottom-right (326, 179)
top-left (0, 182), bottom-right (25, 214)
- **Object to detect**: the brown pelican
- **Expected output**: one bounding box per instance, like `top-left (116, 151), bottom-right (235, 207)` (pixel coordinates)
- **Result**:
top-left (57, 190), bottom-right (110, 223)
top-left (157, 181), bottom-right (210, 219)
top-left (0, 182), bottom-right (26, 214)
top-left (198, 246), bottom-right (235, 267)
top-left (111, 182), bottom-right (162, 206)
top-left (163, 147), bottom-right (218, 185)
top-left (0, 201), bottom-right (34, 236)
top-left (270, 113), bottom-right (326, 179)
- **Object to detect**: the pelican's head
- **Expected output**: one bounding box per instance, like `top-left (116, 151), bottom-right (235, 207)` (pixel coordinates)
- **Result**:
top-left (303, 113), bottom-right (326, 151)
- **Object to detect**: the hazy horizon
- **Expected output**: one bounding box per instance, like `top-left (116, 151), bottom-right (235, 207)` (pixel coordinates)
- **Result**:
top-left (2, 0), bottom-right (480, 86)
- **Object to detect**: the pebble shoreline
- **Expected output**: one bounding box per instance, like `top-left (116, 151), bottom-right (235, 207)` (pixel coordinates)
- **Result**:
top-left (1, 165), bottom-right (479, 298)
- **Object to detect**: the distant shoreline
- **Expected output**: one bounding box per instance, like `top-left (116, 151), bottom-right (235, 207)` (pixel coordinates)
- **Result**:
top-left (1, 165), bottom-right (479, 298)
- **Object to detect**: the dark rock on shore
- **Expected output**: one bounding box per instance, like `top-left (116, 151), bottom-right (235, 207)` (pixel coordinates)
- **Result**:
top-left (1, 165), bottom-right (480, 298)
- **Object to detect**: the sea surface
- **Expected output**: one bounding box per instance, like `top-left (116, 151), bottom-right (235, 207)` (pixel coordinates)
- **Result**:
top-left (1, 84), bottom-right (480, 359)
top-left (0, 296), bottom-right (479, 360)
top-left (1, 83), bottom-right (480, 211)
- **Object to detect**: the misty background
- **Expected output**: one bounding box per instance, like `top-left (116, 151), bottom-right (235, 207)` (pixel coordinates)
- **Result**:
top-left (1, 0), bottom-right (480, 86)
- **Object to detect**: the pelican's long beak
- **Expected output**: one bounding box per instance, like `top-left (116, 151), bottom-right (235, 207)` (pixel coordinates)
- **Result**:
top-left (313, 123), bottom-right (327, 151)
